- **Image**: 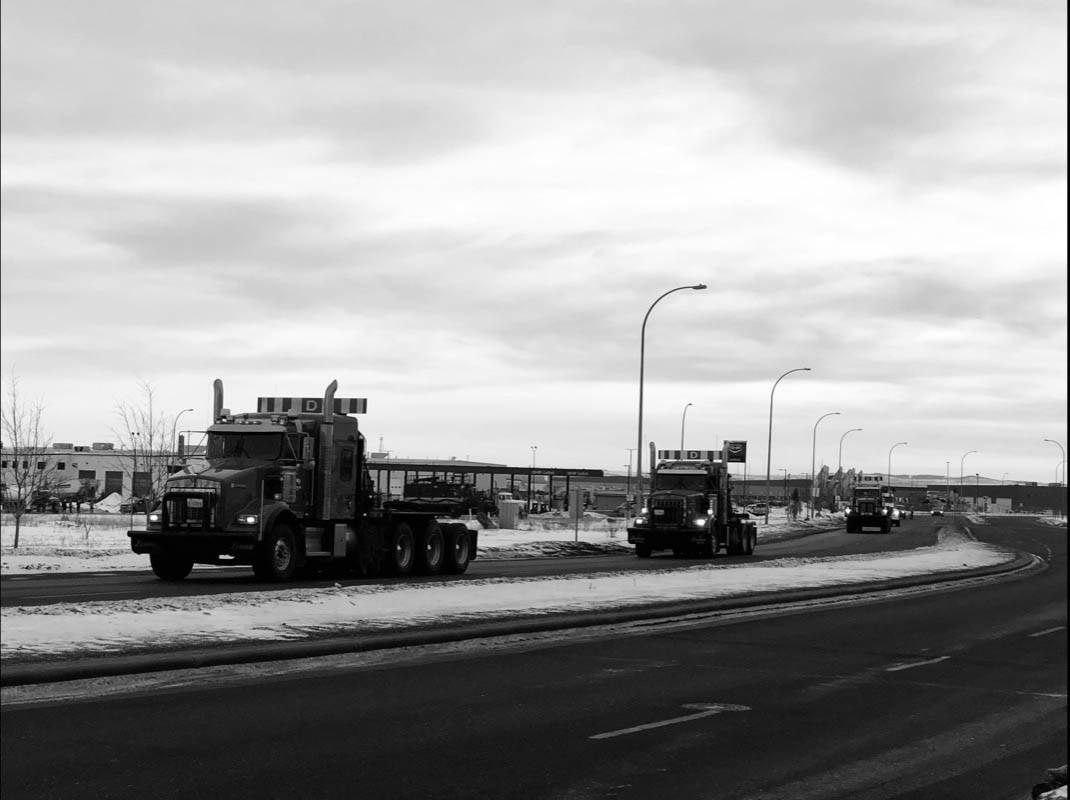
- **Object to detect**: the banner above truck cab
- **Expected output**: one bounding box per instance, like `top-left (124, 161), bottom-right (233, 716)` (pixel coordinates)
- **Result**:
top-left (257, 397), bottom-right (368, 415)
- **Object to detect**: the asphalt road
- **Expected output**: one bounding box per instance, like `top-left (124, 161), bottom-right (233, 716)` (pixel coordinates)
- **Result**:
top-left (0, 518), bottom-right (939, 607)
top-left (2, 516), bottom-right (1064, 799)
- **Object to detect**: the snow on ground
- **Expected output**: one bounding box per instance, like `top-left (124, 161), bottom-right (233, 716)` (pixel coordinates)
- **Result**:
top-left (0, 510), bottom-right (1035, 662)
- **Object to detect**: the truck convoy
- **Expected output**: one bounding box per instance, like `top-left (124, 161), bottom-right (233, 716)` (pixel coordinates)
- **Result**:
top-left (626, 449), bottom-right (757, 558)
top-left (844, 483), bottom-right (893, 533)
top-left (128, 380), bottom-right (477, 582)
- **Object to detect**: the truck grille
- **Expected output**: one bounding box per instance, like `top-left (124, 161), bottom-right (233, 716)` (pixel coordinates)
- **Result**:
top-left (648, 496), bottom-right (685, 526)
top-left (164, 491), bottom-right (217, 530)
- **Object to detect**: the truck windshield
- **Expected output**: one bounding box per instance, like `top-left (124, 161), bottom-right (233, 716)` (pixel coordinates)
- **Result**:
top-left (207, 432), bottom-right (286, 462)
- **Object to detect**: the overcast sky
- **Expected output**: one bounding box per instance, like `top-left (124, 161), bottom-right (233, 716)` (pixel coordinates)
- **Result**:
top-left (1, 0), bottom-right (1066, 483)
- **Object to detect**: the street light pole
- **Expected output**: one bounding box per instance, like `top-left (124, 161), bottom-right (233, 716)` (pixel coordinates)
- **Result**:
top-left (809, 412), bottom-right (840, 519)
top-left (636, 284), bottom-right (707, 503)
top-left (170, 408), bottom-right (195, 471)
top-left (945, 461), bottom-right (950, 511)
top-left (764, 367), bottom-right (811, 525)
top-left (887, 441), bottom-right (907, 501)
top-left (959, 450), bottom-right (978, 514)
top-left (680, 403), bottom-right (693, 452)
top-left (838, 428), bottom-right (862, 474)
top-left (1043, 439), bottom-right (1065, 485)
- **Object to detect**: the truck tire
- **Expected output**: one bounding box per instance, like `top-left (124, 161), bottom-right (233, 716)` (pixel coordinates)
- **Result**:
top-left (744, 527), bottom-right (756, 555)
top-left (415, 521), bottom-right (445, 575)
top-left (442, 523), bottom-right (472, 574)
top-left (881, 519), bottom-right (891, 534)
top-left (253, 522), bottom-right (298, 581)
top-left (635, 543), bottom-right (652, 558)
top-left (386, 522), bottom-right (416, 576)
top-left (150, 552), bottom-right (193, 582)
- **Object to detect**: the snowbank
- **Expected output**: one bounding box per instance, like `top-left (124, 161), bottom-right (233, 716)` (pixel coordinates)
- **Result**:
top-left (1, 526), bottom-right (1016, 662)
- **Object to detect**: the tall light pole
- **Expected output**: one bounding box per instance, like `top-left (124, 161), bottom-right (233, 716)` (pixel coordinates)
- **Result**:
top-left (945, 461), bottom-right (950, 511)
top-left (887, 441), bottom-right (907, 500)
top-left (1043, 439), bottom-right (1065, 485)
top-left (680, 403), bottom-right (693, 452)
top-left (530, 445), bottom-right (538, 469)
top-left (838, 428), bottom-right (862, 474)
top-left (635, 284), bottom-right (707, 501)
top-left (1046, 439), bottom-right (1067, 520)
top-left (170, 408), bottom-right (195, 471)
top-left (764, 367), bottom-right (811, 524)
top-left (809, 412), bottom-right (840, 519)
top-left (959, 450), bottom-right (977, 513)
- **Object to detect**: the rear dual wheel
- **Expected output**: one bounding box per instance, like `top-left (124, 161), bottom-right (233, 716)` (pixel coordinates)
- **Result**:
top-left (442, 523), bottom-right (473, 574)
top-left (415, 522), bottom-right (445, 575)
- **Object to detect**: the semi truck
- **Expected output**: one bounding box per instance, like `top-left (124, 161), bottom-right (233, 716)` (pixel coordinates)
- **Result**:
top-left (128, 379), bottom-right (477, 581)
top-left (844, 484), bottom-right (892, 533)
top-left (626, 448), bottom-right (757, 558)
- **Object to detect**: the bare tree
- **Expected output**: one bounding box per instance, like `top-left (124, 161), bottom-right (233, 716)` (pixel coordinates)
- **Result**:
top-left (1, 372), bottom-right (57, 548)
top-left (113, 380), bottom-right (174, 510)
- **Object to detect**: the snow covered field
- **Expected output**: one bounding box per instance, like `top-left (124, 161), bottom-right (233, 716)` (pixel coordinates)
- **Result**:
top-left (0, 511), bottom-right (1040, 663)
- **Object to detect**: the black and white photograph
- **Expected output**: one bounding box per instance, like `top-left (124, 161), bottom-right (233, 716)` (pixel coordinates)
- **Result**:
top-left (1, 1), bottom-right (1066, 798)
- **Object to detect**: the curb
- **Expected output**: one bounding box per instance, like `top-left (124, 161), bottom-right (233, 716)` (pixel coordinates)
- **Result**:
top-left (0, 548), bottom-right (1038, 688)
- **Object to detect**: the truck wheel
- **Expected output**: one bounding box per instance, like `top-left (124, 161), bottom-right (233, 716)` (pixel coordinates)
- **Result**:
top-left (253, 522), bottom-right (298, 581)
top-left (442, 523), bottom-right (472, 574)
top-left (635, 543), bottom-right (652, 558)
top-left (415, 522), bottom-right (445, 575)
top-left (881, 519), bottom-right (891, 534)
top-left (744, 528), bottom-right (756, 555)
top-left (386, 522), bottom-right (416, 576)
top-left (150, 552), bottom-right (193, 581)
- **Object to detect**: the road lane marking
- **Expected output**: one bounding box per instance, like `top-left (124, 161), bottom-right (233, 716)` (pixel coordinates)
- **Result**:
top-left (1028, 626), bottom-right (1065, 638)
top-left (589, 703), bottom-right (750, 740)
top-left (885, 656), bottom-right (950, 672)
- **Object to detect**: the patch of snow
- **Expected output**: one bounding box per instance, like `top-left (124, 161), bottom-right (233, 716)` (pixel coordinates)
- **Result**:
top-left (0, 513), bottom-right (1017, 662)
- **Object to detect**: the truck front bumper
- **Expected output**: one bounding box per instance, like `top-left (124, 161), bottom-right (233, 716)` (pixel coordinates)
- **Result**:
top-left (627, 528), bottom-right (707, 550)
top-left (128, 530), bottom-right (260, 563)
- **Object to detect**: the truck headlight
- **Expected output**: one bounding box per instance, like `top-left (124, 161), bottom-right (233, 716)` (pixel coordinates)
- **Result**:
top-left (237, 515), bottom-right (259, 526)
top-left (693, 517), bottom-right (708, 528)
top-left (147, 512), bottom-right (162, 523)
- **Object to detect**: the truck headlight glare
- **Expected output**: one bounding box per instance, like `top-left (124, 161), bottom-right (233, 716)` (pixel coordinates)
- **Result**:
top-left (147, 512), bottom-right (162, 524)
top-left (693, 517), bottom-right (707, 528)
top-left (238, 515), bottom-right (259, 526)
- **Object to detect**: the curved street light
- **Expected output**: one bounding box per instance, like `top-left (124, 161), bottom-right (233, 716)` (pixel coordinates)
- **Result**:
top-left (809, 412), bottom-right (840, 519)
top-left (635, 284), bottom-right (707, 499)
top-left (838, 428), bottom-right (862, 474)
top-left (680, 403), bottom-right (693, 452)
top-left (764, 367), bottom-right (811, 524)
top-left (959, 450), bottom-right (978, 514)
top-left (170, 408), bottom-right (195, 469)
top-left (887, 441), bottom-right (908, 500)
top-left (1045, 439), bottom-right (1067, 520)
top-left (1043, 439), bottom-right (1065, 485)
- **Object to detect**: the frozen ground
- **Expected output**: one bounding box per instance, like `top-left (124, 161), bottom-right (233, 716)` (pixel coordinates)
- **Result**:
top-left (0, 510), bottom-right (1048, 662)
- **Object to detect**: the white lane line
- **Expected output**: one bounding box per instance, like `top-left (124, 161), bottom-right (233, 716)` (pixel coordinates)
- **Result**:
top-left (590, 703), bottom-right (749, 740)
top-left (885, 656), bottom-right (951, 673)
top-left (1028, 626), bottom-right (1066, 638)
